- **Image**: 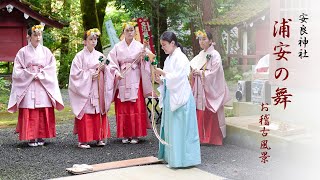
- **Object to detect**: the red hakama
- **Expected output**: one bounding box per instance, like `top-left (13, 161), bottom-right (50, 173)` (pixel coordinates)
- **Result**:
top-left (196, 108), bottom-right (223, 145)
top-left (114, 82), bottom-right (147, 138)
top-left (74, 114), bottom-right (110, 143)
top-left (16, 107), bottom-right (56, 141)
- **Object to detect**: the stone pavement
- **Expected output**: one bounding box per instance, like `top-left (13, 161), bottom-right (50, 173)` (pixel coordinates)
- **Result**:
top-left (53, 164), bottom-right (224, 180)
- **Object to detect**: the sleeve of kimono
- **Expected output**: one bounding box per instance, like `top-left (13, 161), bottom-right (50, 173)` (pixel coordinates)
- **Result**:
top-left (68, 53), bottom-right (95, 118)
top-left (37, 50), bottom-right (64, 110)
top-left (69, 54), bottom-right (93, 99)
top-left (165, 58), bottom-right (190, 92)
top-left (165, 57), bottom-right (191, 111)
top-left (7, 49), bottom-right (36, 112)
top-left (190, 54), bottom-right (200, 70)
top-left (157, 78), bottom-right (165, 109)
top-left (202, 53), bottom-right (228, 112)
top-left (104, 65), bottom-right (115, 111)
top-left (107, 45), bottom-right (121, 77)
top-left (11, 49), bottom-right (36, 90)
top-left (140, 47), bottom-right (153, 97)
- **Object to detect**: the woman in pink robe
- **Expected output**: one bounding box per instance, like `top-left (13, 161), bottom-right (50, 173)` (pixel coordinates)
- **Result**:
top-left (190, 31), bottom-right (230, 145)
top-left (68, 28), bottom-right (111, 149)
top-left (107, 22), bottom-right (153, 144)
top-left (8, 25), bottom-right (64, 147)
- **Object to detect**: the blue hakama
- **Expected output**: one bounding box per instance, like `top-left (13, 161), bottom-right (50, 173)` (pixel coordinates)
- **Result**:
top-left (158, 81), bottom-right (201, 168)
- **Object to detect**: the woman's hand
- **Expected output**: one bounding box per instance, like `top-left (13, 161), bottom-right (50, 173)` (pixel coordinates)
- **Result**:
top-left (97, 63), bottom-right (105, 72)
top-left (139, 48), bottom-right (147, 61)
top-left (115, 71), bottom-right (124, 80)
top-left (92, 64), bottom-right (105, 80)
top-left (154, 68), bottom-right (166, 76)
top-left (92, 71), bottom-right (99, 80)
top-left (155, 73), bottom-right (162, 85)
top-left (34, 74), bottom-right (39, 80)
top-left (192, 69), bottom-right (201, 76)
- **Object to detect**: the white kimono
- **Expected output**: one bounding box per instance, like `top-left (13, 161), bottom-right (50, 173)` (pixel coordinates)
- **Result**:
top-left (158, 47), bottom-right (191, 111)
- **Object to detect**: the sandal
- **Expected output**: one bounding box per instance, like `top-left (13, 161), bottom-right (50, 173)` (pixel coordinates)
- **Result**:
top-left (37, 138), bottom-right (45, 146)
top-left (28, 139), bottom-right (38, 147)
top-left (96, 141), bottom-right (106, 146)
top-left (130, 138), bottom-right (139, 144)
top-left (122, 138), bottom-right (130, 144)
top-left (78, 143), bottom-right (90, 149)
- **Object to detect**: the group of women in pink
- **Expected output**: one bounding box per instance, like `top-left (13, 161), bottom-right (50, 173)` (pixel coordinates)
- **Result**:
top-left (8, 23), bottom-right (229, 167)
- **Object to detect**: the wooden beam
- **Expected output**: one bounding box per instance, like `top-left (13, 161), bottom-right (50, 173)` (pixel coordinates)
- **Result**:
top-left (0, 0), bottom-right (66, 28)
top-left (66, 156), bottom-right (162, 175)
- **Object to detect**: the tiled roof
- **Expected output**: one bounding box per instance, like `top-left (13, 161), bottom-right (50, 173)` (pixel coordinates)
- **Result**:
top-left (207, 0), bottom-right (269, 27)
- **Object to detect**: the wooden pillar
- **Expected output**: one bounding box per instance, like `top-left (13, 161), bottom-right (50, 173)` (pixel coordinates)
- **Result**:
top-left (242, 30), bottom-right (248, 66)
top-left (226, 30), bottom-right (231, 67)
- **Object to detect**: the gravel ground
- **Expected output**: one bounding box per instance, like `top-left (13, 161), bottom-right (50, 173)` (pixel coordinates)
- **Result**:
top-left (0, 117), bottom-right (285, 180)
top-left (0, 89), bottom-right (289, 180)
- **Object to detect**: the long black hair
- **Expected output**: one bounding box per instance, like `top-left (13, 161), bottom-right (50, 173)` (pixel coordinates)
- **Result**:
top-left (205, 31), bottom-right (213, 41)
top-left (27, 27), bottom-right (44, 36)
top-left (27, 28), bottom-right (33, 36)
top-left (160, 31), bottom-right (186, 54)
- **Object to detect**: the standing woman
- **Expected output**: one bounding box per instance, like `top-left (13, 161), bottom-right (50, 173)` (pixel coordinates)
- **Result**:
top-left (8, 25), bottom-right (64, 147)
top-left (68, 28), bottom-right (111, 149)
top-left (154, 31), bottom-right (201, 168)
top-left (190, 30), bottom-right (230, 145)
top-left (107, 21), bottom-right (153, 144)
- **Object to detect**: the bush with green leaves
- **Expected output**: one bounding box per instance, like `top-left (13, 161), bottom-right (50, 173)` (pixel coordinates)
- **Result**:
top-left (0, 77), bottom-right (10, 110)
top-left (224, 58), bottom-right (243, 82)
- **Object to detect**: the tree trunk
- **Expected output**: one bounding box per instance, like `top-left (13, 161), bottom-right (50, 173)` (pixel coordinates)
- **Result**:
top-left (58, 0), bottom-right (70, 88)
top-left (201, 0), bottom-right (225, 57)
top-left (190, 0), bottom-right (201, 56)
top-left (96, 0), bottom-right (109, 30)
top-left (158, 5), bottom-right (167, 69)
top-left (150, 1), bottom-right (167, 69)
top-left (190, 22), bottom-right (201, 56)
top-left (80, 0), bottom-right (104, 52)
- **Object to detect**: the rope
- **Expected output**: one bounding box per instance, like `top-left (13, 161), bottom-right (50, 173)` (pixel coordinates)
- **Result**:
top-left (150, 63), bottom-right (169, 146)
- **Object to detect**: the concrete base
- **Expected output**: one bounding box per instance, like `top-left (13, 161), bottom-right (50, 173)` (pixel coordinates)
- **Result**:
top-left (55, 164), bottom-right (223, 180)
top-left (232, 101), bottom-right (262, 116)
top-left (225, 116), bottom-right (312, 155)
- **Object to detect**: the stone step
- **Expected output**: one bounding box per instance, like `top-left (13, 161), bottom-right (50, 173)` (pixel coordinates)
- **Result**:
top-left (225, 115), bottom-right (312, 155)
top-left (232, 101), bottom-right (262, 117)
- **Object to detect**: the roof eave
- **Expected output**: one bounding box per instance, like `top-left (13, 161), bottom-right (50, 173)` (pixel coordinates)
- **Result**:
top-left (0, 0), bottom-right (67, 28)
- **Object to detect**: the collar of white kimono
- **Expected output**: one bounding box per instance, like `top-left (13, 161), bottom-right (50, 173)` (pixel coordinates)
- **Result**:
top-left (169, 47), bottom-right (181, 59)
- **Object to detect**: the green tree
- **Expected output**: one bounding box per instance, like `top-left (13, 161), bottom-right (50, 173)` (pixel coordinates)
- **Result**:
top-left (114, 0), bottom-right (194, 67)
top-left (25, 0), bottom-right (84, 88)
top-left (80, 0), bottom-right (109, 52)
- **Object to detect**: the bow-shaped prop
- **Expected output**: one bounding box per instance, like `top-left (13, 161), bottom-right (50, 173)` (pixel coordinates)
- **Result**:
top-left (140, 35), bottom-right (169, 146)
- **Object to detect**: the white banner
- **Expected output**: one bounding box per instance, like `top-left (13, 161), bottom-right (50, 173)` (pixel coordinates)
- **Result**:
top-left (105, 20), bottom-right (119, 48)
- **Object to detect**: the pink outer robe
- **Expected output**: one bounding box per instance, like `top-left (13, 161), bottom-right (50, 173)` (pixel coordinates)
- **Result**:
top-left (106, 39), bottom-right (153, 106)
top-left (69, 47), bottom-right (111, 143)
top-left (8, 44), bottom-right (64, 112)
top-left (68, 47), bottom-right (106, 119)
top-left (106, 39), bottom-right (152, 138)
top-left (190, 45), bottom-right (230, 144)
